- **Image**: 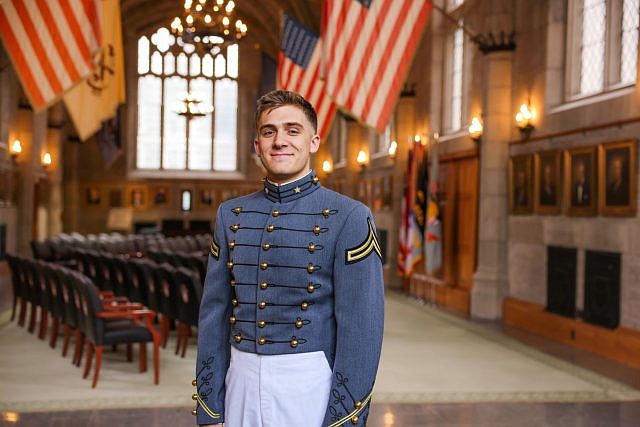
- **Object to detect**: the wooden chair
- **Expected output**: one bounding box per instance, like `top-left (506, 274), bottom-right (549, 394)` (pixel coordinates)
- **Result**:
top-left (74, 273), bottom-right (160, 388)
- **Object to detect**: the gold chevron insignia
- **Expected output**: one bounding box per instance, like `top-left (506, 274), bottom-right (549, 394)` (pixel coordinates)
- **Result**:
top-left (345, 218), bottom-right (382, 264)
top-left (210, 236), bottom-right (220, 259)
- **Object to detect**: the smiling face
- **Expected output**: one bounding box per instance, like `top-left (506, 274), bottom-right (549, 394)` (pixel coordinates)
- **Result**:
top-left (254, 104), bottom-right (320, 184)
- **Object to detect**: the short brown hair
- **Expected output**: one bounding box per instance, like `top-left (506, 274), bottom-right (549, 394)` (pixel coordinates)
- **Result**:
top-left (255, 90), bottom-right (318, 133)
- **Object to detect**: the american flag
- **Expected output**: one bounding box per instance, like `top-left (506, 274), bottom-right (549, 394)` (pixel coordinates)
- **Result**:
top-left (278, 14), bottom-right (336, 139)
top-left (322, 0), bottom-right (431, 131)
top-left (0, 0), bottom-right (102, 110)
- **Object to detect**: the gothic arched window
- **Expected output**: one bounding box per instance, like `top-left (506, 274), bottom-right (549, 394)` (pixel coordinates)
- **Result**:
top-left (136, 27), bottom-right (238, 171)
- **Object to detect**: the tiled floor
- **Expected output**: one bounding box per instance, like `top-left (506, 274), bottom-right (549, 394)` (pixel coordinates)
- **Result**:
top-left (2, 401), bottom-right (640, 426)
top-left (1, 263), bottom-right (639, 426)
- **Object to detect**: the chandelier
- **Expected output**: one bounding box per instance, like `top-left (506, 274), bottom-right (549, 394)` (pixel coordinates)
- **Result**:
top-left (177, 93), bottom-right (214, 120)
top-left (170, 0), bottom-right (248, 54)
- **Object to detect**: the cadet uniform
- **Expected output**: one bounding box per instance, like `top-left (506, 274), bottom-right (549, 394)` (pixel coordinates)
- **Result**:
top-left (192, 171), bottom-right (385, 426)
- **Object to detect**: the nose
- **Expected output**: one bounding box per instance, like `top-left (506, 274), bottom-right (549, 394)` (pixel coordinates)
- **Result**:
top-left (272, 131), bottom-right (288, 148)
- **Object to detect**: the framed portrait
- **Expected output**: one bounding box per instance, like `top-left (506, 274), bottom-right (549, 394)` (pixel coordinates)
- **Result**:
top-left (198, 188), bottom-right (216, 209)
top-left (509, 154), bottom-right (533, 214)
top-left (127, 185), bottom-right (148, 210)
top-left (598, 140), bottom-right (637, 216)
top-left (151, 185), bottom-right (170, 206)
top-left (565, 147), bottom-right (597, 216)
top-left (534, 150), bottom-right (562, 215)
top-left (84, 186), bottom-right (102, 207)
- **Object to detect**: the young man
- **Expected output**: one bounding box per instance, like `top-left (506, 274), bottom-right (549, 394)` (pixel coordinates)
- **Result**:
top-left (192, 90), bottom-right (384, 427)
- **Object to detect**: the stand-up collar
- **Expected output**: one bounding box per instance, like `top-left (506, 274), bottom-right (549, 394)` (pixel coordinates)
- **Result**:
top-left (263, 171), bottom-right (321, 203)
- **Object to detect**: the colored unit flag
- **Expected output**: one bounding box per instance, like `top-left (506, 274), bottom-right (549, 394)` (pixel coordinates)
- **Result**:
top-left (0, 0), bottom-right (102, 111)
top-left (425, 140), bottom-right (442, 274)
top-left (321, 0), bottom-right (431, 131)
top-left (64, 0), bottom-right (125, 141)
top-left (397, 140), bottom-right (427, 277)
top-left (278, 14), bottom-right (336, 139)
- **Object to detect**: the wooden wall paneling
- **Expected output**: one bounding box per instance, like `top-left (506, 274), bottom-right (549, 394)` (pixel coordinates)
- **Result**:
top-left (504, 296), bottom-right (640, 370)
top-left (440, 161), bottom-right (458, 286)
top-left (455, 157), bottom-right (479, 291)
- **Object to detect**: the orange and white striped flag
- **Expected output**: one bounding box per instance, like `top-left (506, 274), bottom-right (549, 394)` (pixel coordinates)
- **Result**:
top-left (0, 0), bottom-right (102, 110)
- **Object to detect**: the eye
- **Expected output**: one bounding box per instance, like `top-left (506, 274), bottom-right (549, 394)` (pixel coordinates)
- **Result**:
top-left (261, 129), bottom-right (275, 137)
top-left (288, 128), bottom-right (301, 135)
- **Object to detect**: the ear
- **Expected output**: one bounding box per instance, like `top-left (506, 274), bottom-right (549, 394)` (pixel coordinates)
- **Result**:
top-left (309, 133), bottom-right (320, 154)
top-left (253, 138), bottom-right (261, 157)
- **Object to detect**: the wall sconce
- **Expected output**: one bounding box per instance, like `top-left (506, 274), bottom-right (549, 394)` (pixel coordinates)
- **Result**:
top-left (388, 140), bottom-right (398, 159)
top-left (41, 151), bottom-right (52, 169)
top-left (10, 139), bottom-right (22, 160)
top-left (515, 103), bottom-right (534, 140)
top-left (468, 116), bottom-right (483, 142)
top-left (321, 159), bottom-right (333, 174)
top-left (356, 150), bottom-right (369, 168)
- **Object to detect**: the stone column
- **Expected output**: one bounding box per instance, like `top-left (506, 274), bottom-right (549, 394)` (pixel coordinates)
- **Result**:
top-left (16, 108), bottom-right (47, 255)
top-left (471, 0), bottom-right (515, 319)
top-left (46, 105), bottom-right (65, 236)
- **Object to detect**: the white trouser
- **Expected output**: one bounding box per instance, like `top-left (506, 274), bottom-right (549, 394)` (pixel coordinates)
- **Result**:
top-left (224, 346), bottom-right (332, 427)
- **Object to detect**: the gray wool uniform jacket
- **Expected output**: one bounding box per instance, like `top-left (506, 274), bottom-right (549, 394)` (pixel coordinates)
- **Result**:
top-left (193, 171), bottom-right (385, 426)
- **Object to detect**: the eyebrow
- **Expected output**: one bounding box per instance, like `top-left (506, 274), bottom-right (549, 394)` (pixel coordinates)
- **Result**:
top-left (259, 122), bottom-right (304, 132)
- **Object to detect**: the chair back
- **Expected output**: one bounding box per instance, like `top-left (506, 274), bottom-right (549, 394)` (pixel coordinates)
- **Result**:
top-left (175, 267), bottom-right (202, 327)
top-left (156, 263), bottom-right (180, 320)
top-left (74, 273), bottom-right (105, 345)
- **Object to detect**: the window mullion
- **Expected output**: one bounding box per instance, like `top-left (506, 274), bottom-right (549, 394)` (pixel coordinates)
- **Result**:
top-left (211, 77), bottom-right (217, 170)
top-left (160, 76), bottom-right (166, 170)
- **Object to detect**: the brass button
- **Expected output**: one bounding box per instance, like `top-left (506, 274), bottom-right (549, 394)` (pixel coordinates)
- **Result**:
top-left (301, 302), bottom-right (308, 310)
top-left (350, 415), bottom-right (359, 424)
top-left (227, 261), bottom-right (234, 269)
top-left (322, 208), bottom-right (330, 217)
top-left (258, 337), bottom-right (266, 345)
top-left (290, 339), bottom-right (298, 348)
top-left (231, 298), bottom-right (238, 307)
top-left (272, 209), bottom-right (280, 217)
top-left (258, 301), bottom-right (267, 309)
top-left (228, 241), bottom-right (235, 250)
top-left (307, 263), bottom-right (316, 273)
top-left (312, 176), bottom-right (320, 184)
top-left (266, 224), bottom-right (275, 232)
top-left (231, 224), bottom-right (240, 232)
top-left (234, 334), bottom-right (242, 343)
top-left (306, 283), bottom-right (315, 293)
top-left (258, 320), bottom-right (266, 328)
top-left (295, 318), bottom-right (303, 328)
top-left (313, 225), bottom-right (321, 235)
top-left (232, 207), bottom-right (242, 215)
top-left (260, 282), bottom-right (268, 290)
top-left (191, 408), bottom-right (197, 416)
top-left (229, 316), bottom-right (236, 324)
top-left (192, 379), bottom-right (197, 387)
top-left (230, 279), bottom-right (236, 287)
top-left (308, 243), bottom-right (316, 253)
top-left (262, 243), bottom-right (271, 251)
top-left (192, 393), bottom-right (198, 400)
top-left (260, 262), bottom-right (268, 270)
top-left (354, 401), bottom-right (362, 408)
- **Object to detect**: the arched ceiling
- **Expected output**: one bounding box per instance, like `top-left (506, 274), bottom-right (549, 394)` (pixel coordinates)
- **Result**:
top-left (120, 0), bottom-right (323, 56)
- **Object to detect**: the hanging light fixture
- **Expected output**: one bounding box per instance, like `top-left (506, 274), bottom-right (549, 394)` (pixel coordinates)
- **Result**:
top-left (170, 0), bottom-right (248, 54)
top-left (177, 92), bottom-right (214, 120)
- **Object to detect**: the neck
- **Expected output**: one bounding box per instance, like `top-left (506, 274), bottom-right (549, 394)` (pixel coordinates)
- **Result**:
top-left (266, 170), bottom-right (312, 186)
